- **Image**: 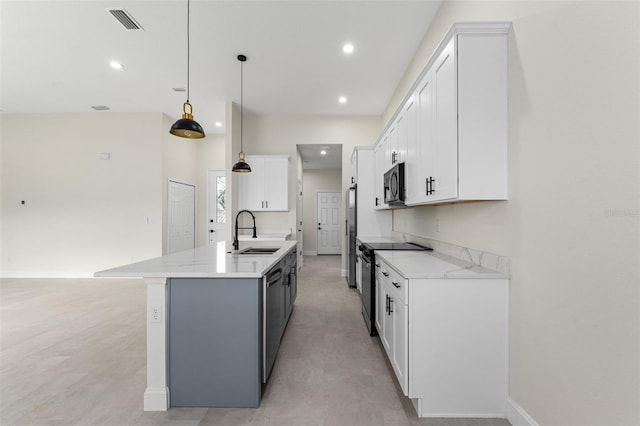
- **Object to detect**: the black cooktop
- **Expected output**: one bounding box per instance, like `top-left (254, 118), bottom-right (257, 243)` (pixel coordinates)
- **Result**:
top-left (362, 242), bottom-right (432, 251)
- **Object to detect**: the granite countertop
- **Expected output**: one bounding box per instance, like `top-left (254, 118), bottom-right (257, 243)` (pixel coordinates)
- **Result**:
top-left (375, 249), bottom-right (508, 279)
top-left (95, 240), bottom-right (297, 279)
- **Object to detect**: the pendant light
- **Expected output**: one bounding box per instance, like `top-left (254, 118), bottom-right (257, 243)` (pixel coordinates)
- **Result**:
top-left (169, 0), bottom-right (205, 139)
top-left (232, 54), bottom-right (251, 173)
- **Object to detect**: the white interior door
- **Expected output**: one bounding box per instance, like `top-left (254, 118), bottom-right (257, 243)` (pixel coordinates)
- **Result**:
top-left (167, 180), bottom-right (196, 254)
top-left (207, 170), bottom-right (226, 245)
top-left (317, 191), bottom-right (341, 255)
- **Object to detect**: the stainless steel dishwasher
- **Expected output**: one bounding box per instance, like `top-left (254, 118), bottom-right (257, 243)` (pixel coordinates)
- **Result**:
top-left (263, 264), bottom-right (285, 382)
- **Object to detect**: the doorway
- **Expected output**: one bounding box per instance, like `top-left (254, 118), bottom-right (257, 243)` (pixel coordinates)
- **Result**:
top-left (207, 170), bottom-right (226, 245)
top-left (297, 144), bottom-right (343, 257)
top-left (317, 191), bottom-right (341, 255)
top-left (167, 180), bottom-right (196, 254)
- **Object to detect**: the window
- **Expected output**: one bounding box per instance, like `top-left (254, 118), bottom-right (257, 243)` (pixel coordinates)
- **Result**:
top-left (216, 176), bottom-right (226, 223)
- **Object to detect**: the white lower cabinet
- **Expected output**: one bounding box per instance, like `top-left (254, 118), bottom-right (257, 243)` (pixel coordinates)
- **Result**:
top-left (378, 260), bottom-right (409, 394)
top-left (376, 257), bottom-right (508, 418)
top-left (374, 260), bottom-right (384, 335)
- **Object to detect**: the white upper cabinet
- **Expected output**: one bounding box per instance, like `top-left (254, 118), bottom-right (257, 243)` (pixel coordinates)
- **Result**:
top-left (406, 70), bottom-right (435, 204)
top-left (351, 147), bottom-right (392, 234)
top-left (373, 142), bottom-right (388, 210)
top-left (380, 22), bottom-right (510, 207)
top-left (238, 155), bottom-right (289, 211)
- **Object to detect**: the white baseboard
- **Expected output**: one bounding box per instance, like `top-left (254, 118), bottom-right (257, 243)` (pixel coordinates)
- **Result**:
top-left (144, 387), bottom-right (169, 411)
top-left (303, 250), bottom-right (317, 256)
top-left (507, 397), bottom-right (538, 426)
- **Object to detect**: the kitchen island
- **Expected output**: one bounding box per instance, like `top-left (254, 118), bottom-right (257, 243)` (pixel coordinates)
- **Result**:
top-left (95, 240), bottom-right (297, 411)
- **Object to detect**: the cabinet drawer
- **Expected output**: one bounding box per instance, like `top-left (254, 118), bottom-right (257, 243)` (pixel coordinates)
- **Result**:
top-left (380, 261), bottom-right (408, 304)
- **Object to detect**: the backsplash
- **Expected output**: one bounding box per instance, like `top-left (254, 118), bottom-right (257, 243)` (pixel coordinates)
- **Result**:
top-left (392, 231), bottom-right (511, 277)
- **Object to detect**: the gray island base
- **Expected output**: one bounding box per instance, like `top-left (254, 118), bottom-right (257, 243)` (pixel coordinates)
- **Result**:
top-left (169, 278), bottom-right (262, 407)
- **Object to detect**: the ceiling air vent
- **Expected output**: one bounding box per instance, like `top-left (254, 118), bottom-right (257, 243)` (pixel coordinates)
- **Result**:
top-left (107, 8), bottom-right (143, 31)
top-left (91, 106), bottom-right (110, 111)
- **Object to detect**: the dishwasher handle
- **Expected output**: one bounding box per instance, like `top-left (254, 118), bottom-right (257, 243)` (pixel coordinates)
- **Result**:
top-left (266, 268), bottom-right (283, 286)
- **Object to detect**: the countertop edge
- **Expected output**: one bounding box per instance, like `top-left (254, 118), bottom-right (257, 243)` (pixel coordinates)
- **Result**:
top-left (94, 241), bottom-right (297, 279)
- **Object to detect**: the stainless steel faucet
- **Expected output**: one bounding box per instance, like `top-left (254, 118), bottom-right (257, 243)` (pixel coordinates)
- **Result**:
top-left (233, 210), bottom-right (257, 250)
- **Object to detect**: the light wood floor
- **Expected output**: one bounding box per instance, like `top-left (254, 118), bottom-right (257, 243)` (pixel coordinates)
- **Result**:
top-left (1, 255), bottom-right (510, 426)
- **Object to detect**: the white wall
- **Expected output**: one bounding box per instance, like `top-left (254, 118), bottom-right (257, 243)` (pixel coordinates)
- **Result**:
top-left (1, 113), bottom-right (227, 275)
top-left (162, 116), bottom-right (226, 250)
top-left (0, 113), bottom-right (164, 276)
top-left (162, 114), bottom-right (198, 253)
top-left (385, 1), bottom-right (639, 424)
top-left (197, 133), bottom-right (226, 247)
top-left (302, 168), bottom-right (342, 254)
top-left (236, 115), bottom-right (381, 249)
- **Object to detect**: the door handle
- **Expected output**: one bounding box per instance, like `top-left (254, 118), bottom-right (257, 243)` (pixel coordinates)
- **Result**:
top-left (210, 230), bottom-right (215, 233)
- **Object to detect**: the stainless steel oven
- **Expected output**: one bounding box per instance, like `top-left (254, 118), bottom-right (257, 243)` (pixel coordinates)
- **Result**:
top-left (359, 241), bottom-right (432, 336)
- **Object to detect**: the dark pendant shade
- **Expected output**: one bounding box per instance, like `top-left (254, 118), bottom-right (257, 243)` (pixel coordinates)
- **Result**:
top-left (232, 154), bottom-right (252, 173)
top-left (170, 118), bottom-right (205, 139)
top-left (170, 101), bottom-right (205, 139)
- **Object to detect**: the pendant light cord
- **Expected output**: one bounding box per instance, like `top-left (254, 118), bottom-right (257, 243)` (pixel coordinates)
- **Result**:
top-left (240, 59), bottom-right (244, 152)
top-left (186, 0), bottom-right (191, 103)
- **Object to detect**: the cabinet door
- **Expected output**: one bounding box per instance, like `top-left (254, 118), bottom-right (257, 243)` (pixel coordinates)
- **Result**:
top-left (407, 71), bottom-right (436, 205)
top-left (396, 96), bottom-right (413, 167)
top-left (375, 261), bottom-right (384, 334)
top-left (238, 157), bottom-right (266, 211)
top-left (389, 115), bottom-right (405, 167)
top-left (264, 157), bottom-right (288, 211)
top-left (373, 143), bottom-right (387, 210)
top-left (381, 283), bottom-right (393, 355)
top-left (405, 91), bottom-right (422, 204)
top-left (391, 299), bottom-right (409, 395)
top-left (432, 37), bottom-right (458, 201)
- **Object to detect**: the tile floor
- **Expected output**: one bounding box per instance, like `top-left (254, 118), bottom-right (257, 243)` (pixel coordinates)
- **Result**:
top-left (1, 255), bottom-right (510, 426)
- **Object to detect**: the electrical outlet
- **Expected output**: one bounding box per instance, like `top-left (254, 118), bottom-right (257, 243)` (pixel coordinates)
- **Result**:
top-left (151, 305), bottom-right (162, 323)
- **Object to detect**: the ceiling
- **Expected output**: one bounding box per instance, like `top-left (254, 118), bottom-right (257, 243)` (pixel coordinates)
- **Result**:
top-left (1, 0), bottom-right (441, 137)
top-left (297, 144), bottom-right (342, 170)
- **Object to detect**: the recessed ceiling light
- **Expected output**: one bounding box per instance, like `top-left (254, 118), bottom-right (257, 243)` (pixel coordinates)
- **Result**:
top-left (338, 96), bottom-right (347, 104)
top-left (342, 43), bottom-right (355, 54)
top-left (109, 61), bottom-right (124, 70)
top-left (215, 122), bottom-right (222, 127)
top-left (320, 150), bottom-right (327, 155)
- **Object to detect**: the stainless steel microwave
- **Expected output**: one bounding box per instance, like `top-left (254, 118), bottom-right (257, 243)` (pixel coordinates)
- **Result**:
top-left (384, 162), bottom-right (405, 206)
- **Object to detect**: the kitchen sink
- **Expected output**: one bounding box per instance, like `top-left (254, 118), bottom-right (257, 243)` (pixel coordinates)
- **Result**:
top-left (237, 247), bottom-right (280, 255)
